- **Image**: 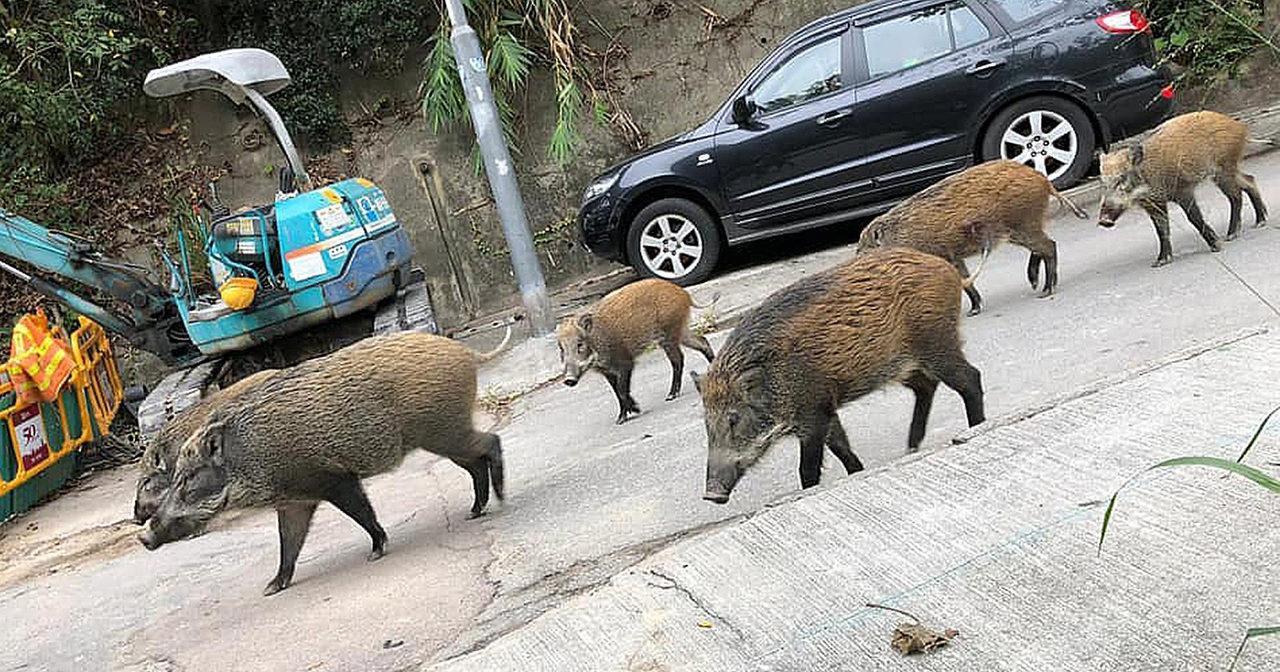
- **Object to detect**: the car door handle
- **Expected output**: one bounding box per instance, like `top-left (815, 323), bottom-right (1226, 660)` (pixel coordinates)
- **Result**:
top-left (817, 109), bottom-right (853, 127)
top-left (966, 59), bottom-right (1005, 76)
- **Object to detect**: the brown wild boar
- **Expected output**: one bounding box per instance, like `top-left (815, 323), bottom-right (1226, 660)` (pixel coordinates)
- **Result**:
top-left (693, 248), bottom-right (985, 503)
top-left (1098, 110), bottom-right (1268, 267)
top-left (133, 369), bottom-right (279, 524)
top-left (558, 278), bottom-right (715, 424)
top-left (859, 159), bottom-right (1087, 315)
top-left (138, 329), bottom-right (510, 596)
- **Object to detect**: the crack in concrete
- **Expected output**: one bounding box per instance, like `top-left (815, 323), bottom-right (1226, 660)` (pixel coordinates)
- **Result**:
top-left (645, 568), bottom-right (747, 642)
top-left (434, 517), bottom-right (743, 664)
top-left (1213, 253), bottom-right (1280, 317)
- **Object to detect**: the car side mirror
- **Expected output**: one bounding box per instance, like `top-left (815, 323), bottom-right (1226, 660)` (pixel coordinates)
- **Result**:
top-left (731, 96), bottom-right (757, 125)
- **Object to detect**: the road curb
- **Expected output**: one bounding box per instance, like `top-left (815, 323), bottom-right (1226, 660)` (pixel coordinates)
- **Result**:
top-left (951, 325), bottom-right (1271, 445)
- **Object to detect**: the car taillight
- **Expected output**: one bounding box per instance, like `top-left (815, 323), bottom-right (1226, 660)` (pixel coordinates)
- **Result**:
top-left (1096, 9), bottom-right (1150, 34)
top-left (1160, 84), bottom-right (1175, 100)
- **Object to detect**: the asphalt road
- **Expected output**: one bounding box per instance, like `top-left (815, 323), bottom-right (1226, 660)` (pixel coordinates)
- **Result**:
top-left (4, 151), bottom-right (1280, 672)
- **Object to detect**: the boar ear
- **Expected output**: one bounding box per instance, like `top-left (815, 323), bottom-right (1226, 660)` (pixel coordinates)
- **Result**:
top-left (1128, 144), bottom-right (1144, 166)
top-left (576, 313), bottom-right (594, 333)
top-left (690, 371), bottom-right (703, 394)
top-left (201, 421), bottom-right (230, 465)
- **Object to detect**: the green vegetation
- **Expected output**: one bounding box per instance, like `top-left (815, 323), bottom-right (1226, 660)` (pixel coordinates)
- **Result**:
top-left (421, 0), bottom-right (585, 165)
top-left (1098, 405), bottom-right (1280, 670)
top-left (1141, 0), bottom-right (1273, 83)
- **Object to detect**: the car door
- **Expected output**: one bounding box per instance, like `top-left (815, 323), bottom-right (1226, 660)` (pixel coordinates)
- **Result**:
top-left (850, 1), bottom-right (1014, 201)
top-left (714, 26), bottom-right (860, 230)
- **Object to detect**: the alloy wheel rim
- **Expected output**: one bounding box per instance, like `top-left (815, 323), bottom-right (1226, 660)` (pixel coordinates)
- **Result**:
top-left (639, 214), bottom-right (703, 280)
top-left (999, 110), bottom-right (1078, 181)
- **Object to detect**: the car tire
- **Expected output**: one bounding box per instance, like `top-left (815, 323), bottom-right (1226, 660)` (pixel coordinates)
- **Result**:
top-left (626, 198), bottom-right (723, 286)
top-left (982, 96), bottom-right (1096, 189)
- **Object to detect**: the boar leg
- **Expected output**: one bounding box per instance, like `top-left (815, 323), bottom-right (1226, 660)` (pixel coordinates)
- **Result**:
top-left (264, 501), bottom-right (319, 596)
top-left (1240, 173), bottom-right (1268, 226)
top-left (451, 456), bottom-right (492, 518)
top-left (1026, 253), bottom-right (1042, 292)
top-left (925, 352), bottom-right (985, 428)
top-left (903, 372), bottom-right (940, 452)
top-left (798, 415), bottom-right (832, 489)
top-left (682, 331), bottom-right (716, 363)
top-left (1011, 230), bottom-right (1059, 297)
top-left (1144, 203), bottom-right (1174, 267)
top-left (953, 260), bottom-right (983, 316)
top-left (603, 366), bottom-right (641, 424)
top-left (1174, 195), bottom-right (1221, 252)
top-left (1215, 174), bottom-right (1245, 239)
top-left (478, 432), bottom-right (505, 501)
top-left (326, 475), bottom-right (388, 559)
top-left (661, 339), bottom-right (685, 401)
top-left (825, 419), bottom-right (864, 474)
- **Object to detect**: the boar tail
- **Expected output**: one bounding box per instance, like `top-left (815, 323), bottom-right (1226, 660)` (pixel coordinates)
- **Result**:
top-left (473, 326), bottom-right (514, 363)
top-left (690, 291), bottom-right (722, 310)
top-left (1052, 188), bottom-right (1089, 220)
top-left (963, 242), bottom-right (993, 289)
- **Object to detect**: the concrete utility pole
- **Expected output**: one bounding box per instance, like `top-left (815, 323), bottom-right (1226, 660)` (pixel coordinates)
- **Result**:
top-left (443, 0), bottom-right (554, 336)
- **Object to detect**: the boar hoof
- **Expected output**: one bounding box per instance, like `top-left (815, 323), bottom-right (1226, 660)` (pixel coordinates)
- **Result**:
top-left (263, 578), bottom-right (290, 596)
top-left (965, 306), bottom-right (982, 317)
top-left (1151, 257), bottom-right (1173, 268)
top-left (467, 508), bottom-right (487, 520)
top-left (367, 549), bottom-right (386, 562)
top-left (1037, 288), bottom-right (1054, 299)
top-left (1254, 220), bottom-right (1268, 229)
top-left (665, 392), bottom-right (679, 401)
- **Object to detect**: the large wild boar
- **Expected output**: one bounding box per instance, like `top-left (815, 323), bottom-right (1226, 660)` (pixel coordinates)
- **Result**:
top-left (1098, 110), bottom-right (1267, 267)
top-left (558, 278), bottom-right (715, 424)
top-left (693, 248), bottom-right (985, 503)
top-left (138, 329), bottom-right (510, 595)
top-left (133, 369), bottom-right (279, 524)
top-left (859, 160), bottom-right (1087, 315)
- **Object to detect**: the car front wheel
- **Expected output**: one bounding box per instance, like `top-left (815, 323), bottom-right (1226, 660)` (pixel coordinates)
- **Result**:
top-left (982, 96), bottom-right (1095, 189)
top-left (626, 198), bottom-right (722, 286)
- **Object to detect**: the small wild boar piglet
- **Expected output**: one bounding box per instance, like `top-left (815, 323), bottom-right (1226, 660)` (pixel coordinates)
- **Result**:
top-left (1099, 110), bottom-right (1267, 267)
top-left (693, 248), bottom-right (986, 504)
top-left (559, 278), bottom-right (715, 424)
top-left (133, 369), bottom-right (278, 525)
top-left (139, 330), bottom-right (510, 596)
top-left (859, 159), bottom-right (1086, 315)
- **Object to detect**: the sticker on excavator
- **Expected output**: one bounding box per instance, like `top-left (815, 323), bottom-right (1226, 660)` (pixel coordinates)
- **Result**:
top-left (13, 405), bottom-right (49, 471)
top-left (287, 252), bottom-right (327, 281)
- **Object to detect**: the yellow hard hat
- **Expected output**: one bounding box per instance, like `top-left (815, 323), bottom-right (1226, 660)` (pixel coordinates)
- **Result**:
top-left (219, 277), bottom-right (259, 311)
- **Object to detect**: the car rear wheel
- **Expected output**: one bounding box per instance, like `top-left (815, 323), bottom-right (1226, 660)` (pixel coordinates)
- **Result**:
top-left (982, 96), bottom-right (1095, 189)
top-left (626, 198), bottom-right (722, 286)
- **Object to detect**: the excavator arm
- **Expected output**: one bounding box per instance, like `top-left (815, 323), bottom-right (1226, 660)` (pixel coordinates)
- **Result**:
top-left (0, 209), bottom-right (198, 365)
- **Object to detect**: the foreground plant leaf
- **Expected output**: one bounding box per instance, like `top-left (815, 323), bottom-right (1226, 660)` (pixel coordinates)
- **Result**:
top-left (1229, 626), bottom-right (1280, 671)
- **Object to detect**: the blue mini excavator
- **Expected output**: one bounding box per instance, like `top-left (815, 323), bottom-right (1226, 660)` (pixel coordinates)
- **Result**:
top-left (0, 49), bottom-right (437, 438)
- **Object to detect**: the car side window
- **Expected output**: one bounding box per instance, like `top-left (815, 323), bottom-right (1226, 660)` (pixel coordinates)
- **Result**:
top-left (987, 0), bottom-right (1063, 23)
top-left (752, 35), bottom-right (843, 114)
top-left (952, 5), bottom-right (991, 49)
top-left (864, 3), bottom-right (992, 79)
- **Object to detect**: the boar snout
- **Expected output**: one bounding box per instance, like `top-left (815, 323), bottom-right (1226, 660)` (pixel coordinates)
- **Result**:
top-left (703, 462), bottom-right (741, 505)
top-left (138, 526), bottom-right (161, 551)
top-left (563, 374), bottom-right (579, 387)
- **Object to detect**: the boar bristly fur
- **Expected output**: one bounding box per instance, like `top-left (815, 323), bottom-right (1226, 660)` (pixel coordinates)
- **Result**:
top-left (859, 160), bottom-right (1084, 315)
top-left (139, 331), bottom-right (507, 596)
top-left (133, 369), bottom-right (279, 525)
top-left (693, 248), bottom-right (985, 503)
top-left (558, 278), bottom-right (715, 424)
top-left (1099, 111), bottom-right (1267, 266)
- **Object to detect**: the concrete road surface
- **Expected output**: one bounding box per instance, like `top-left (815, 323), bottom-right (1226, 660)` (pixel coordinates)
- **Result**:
top-left (4, 150), bottom-right (1280, 671)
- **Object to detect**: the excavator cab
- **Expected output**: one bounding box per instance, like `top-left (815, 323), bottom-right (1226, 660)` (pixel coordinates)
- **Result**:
top-left (142, 49), bottom-right (430, 358)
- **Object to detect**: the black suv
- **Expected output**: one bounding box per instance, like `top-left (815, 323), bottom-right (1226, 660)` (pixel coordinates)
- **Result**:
top-left (578, 0), bottom-right (1173, 284)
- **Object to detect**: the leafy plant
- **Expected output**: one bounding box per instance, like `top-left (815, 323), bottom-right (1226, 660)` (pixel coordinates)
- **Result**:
top-left (1142, 0), bottom-right (1269, 83)
top-left (421, 0), bottom-right (585, 165)
top-left (1098, 404), bottom-right (1280, 670)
